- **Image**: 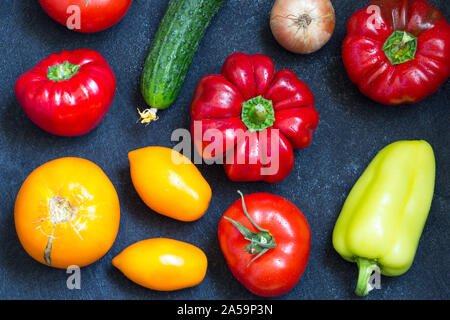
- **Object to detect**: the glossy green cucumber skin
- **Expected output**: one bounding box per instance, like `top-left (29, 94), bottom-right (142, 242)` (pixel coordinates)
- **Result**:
top-left (141, 0), bottom-right (226, 110)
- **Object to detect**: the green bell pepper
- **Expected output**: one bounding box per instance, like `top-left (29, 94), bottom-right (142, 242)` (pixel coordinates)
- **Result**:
top-left (332, 140), bottom-right (436, 296)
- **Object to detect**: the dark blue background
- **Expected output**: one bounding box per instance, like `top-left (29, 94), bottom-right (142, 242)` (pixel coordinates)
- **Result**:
top-left (0, 0), bottom-right (448, 300)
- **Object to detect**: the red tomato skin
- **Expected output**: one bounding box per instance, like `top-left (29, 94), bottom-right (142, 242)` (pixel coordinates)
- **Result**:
top-left (38, 0), bottom-right (132, 33)
top-left (15, 49), bottom-right (116, 136)
top-left (218, 193), bottom-right (311, 297)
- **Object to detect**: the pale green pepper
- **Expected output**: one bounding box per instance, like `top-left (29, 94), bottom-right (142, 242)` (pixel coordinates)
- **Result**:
top-left (332, 140), bottom-right (436, 296)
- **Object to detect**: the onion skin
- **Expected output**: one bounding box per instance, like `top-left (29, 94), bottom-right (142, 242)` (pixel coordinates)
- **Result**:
top-left (270, 0), bottom-right (335, 54)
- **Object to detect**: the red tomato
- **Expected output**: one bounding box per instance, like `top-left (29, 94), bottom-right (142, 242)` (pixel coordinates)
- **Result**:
top-left (15, 49), bottom-right (116, 136)
top-left (218, 192), bottom-right (310, 297)
top-left (38, 0), bottom-right (133, 33)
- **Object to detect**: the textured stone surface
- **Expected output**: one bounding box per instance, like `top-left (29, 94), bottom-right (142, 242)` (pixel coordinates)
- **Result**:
top-left (0, 0), bottom-right (448, 300)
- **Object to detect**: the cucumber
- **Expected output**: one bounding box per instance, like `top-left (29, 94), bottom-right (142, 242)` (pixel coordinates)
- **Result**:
top-left (141, 0), bottom-right (226, 110)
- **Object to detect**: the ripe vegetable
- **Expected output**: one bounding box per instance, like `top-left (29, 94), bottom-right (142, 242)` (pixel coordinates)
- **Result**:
top-left (270, 0), bottom-right (335, 54)
top-left (218, 191), bottom-right (310, 297)
top-left (139, 0), bottom-right (226, 123)
top-left (191, 52), bottom-right (319, 183)
top-left (128, 146), bottom-right (212, 222)
top-left (38, 0), bottom-right (133, 33)
top-left (342, 0), bottom-right (450, 105)
top-left (15, 157), bottom-right (120, 269)
top-left (15, 49), bottom-right (116, 136)
top-left (333, 140), bottom-right (436, 296)
top-left (113, 238), bottom-right (208, 291)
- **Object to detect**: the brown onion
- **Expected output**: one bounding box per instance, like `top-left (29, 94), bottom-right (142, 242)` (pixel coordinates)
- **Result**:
top-left (270, 0), bottom-right (335, 54)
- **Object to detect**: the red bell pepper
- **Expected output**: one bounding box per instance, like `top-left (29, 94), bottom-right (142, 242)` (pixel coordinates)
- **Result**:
top-left (342, 0), bottom-right (450, 105)
top-left (15, 49), bottom-right (116, 136)
top-left (190, 52), bottom-right (319, 183)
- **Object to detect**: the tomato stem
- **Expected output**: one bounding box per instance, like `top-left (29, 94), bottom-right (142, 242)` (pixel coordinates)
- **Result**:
top-left (49, 196), bottom-right (78, 224)
top-left (223, 191), bottom-right (277, 266)
top-left (237, 190), bottom-right (267, 232)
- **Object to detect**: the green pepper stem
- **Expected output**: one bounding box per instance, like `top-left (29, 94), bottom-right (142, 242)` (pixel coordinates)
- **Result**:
top-left (47, 61), bottom-right (81, 81)
top-left (355, 257), bottom-right (379, 297)
top-left (382, 31), bottom-right (417, 65)
top-left (241, 96), bottom-right (275, 132)
top-left (253, 104), bottom-right (267, 122)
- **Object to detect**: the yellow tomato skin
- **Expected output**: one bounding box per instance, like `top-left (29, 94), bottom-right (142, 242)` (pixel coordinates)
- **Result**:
top-left (14, 157), bottom-right (120, 269)
top-left (112, 238), bottom-right (208, 291)
top-left (128, 146), bottom-right (212, 222)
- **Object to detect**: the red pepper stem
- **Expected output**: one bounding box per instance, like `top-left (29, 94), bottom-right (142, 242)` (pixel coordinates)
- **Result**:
top-left (254, 104), bottom-right (267, 121)
top-left (382, 31), bottom-right (417, 65)
top-left (240, 96), bottom-right (275, 132)
top-left (355, 257), bottom-right (379, 297)
top-left (47, 61), bottom-right (81, 81)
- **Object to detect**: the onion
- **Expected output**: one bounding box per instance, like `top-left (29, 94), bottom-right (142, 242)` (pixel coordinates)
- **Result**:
top-left (270, 0), bottom-right (335, 54)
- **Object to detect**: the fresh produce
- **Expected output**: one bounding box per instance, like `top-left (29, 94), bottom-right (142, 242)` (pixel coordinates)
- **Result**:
top-left (333, 140), bottom-right (436, 296)
top-left (38, 0), bottom-right (133, 33)
top-left (191, 52), bottom-right (319, 183)
top-left (139, 0), bottom-right (226, 123)
top-left (15, 157), bottom-right (120, 269)
top-left (270, 0), bottom-right (335, 54)
top-left (128, 146), bottom-right (212, 222)
top-left (218, 191), bottom-right (310, 297)
top-left (342, 0), bottom-right (450, 105)
top-left (15, 49), bottom-right (116, 136)
top-left (113, 238), bottom-right (207, 291)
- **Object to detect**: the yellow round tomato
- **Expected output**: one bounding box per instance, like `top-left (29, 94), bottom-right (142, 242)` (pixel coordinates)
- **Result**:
top-left (15, 157), bottom-right (120, 269)
top-left (128, 146), bottom-right (212, 222)
top-left (112, 238), bottom-right (208, 291)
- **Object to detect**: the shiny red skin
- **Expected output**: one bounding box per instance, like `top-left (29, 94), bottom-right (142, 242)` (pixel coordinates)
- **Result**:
top-left (343, 0), bottom-right (450, 105)
top-left (190, 52), bottom-right (319, 183)
top-left (38, 0), bottom-right (132, 33)
top-left (15, 49), bottom-right (116, 136)
top-left (218, 193), bottom-right (311, 297)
